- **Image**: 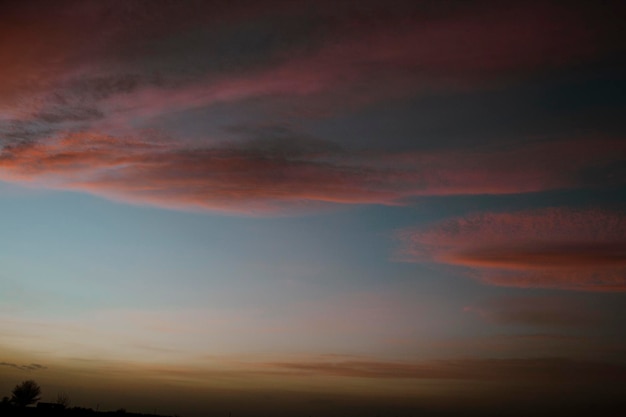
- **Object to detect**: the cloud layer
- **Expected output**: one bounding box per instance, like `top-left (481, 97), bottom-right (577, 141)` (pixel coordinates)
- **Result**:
top-left (1, 1), bottom-right (624, 214)
top-left (396, 208), bottom-right (626, 291)
top-left (2, 1), bottom-right (619, 111)
top-left (1, 130), bottom-right (624, 214)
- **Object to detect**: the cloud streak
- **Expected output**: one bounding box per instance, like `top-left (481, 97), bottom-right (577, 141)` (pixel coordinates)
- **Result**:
top-left (0, 135), bottom-right (623, 214)
top-left (396, 207), bottom-right (626, 291)
top-left (0, 361), bottom-right (47, 371)
top-left (31, 353), bottom-right (626, 384)
top-left (264, 356), bottom-right (626, 382)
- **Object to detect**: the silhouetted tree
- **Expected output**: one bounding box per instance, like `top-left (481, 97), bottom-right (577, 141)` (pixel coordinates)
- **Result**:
top-left (56, 391), bottom-right (71, 408)
top-left (11, 380), bottom-right (41, 407)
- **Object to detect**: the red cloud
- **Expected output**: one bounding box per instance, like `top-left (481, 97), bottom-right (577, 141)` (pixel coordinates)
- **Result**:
top-left (1, 135), bottom-right (624, 214)
top-left (396, 208), bottom-right (626, 291)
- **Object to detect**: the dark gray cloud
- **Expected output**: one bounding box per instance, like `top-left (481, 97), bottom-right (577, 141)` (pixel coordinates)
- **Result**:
top-left (0, 361), bottom-right (47, 371)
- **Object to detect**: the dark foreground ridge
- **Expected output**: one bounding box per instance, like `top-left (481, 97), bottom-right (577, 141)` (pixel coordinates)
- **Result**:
top-left (0, 406), bottom-right (175, 417)
top-left (1, 380), bottom-right (176, 417)
top-left (4, 403), bottom-right (626, 417)
top-left (3, 380), bottom-right (626, 417)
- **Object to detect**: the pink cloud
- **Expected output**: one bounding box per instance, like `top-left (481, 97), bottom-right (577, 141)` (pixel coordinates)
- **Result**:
top-left (378, 138), bottom-right (626, 196)
top-left (1, 0), bottom-right (623, 216)
top-left (90, 1), bottom-right (616, 125)
top-left (396, 208), bottom-right (626, 291)
top-left (1, 135), bottom-right (624, 215)
top-left (2, 1), bottom-right (619, 127)
top-left (0, 132), bottom-right (401, 214)
top-left (2, 2), bottom-right (622, 210)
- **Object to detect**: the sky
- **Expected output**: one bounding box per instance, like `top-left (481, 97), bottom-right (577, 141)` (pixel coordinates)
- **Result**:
top-left (0, 1), bottom-right (625, 416)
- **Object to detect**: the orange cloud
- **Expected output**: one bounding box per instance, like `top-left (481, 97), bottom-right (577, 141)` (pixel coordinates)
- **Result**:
top-left (396, 208), bottom-right (626, 291)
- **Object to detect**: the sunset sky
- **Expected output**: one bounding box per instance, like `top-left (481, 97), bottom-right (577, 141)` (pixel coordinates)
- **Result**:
top-left (1, 1), bottom-right (625, 416)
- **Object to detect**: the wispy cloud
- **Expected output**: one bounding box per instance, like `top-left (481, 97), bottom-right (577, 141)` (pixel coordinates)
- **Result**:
top-left (40, 354), bottom-right (626, 384)
top-left (2, 1), bottom-right (613, 107)
top-left (257, 356), bottom-right (626, 382)
top-left (1, 134), bottom-right (623, 214)
top-left (1, 1), bottom-right (624, 214)
top-left (0, 361), bottom-right (47, 371)
top-left (1, 0), bottom-right (621, 124)
top-left (1, 1), bottom-right (624, 215)
top-left (396, 207), bottom-right (626, 291)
